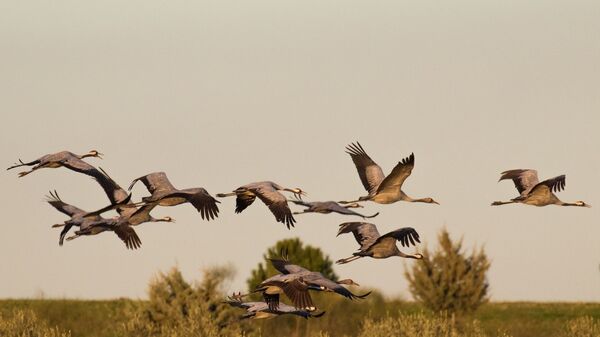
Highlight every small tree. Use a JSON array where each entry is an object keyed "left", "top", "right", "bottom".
[
  {"left": 246, "top": 237, "right": 337, "bottom": 293},
  {"left": 122, "top": 265, "right": 242, "bottom": 337},
  {"left": 404, "top": 228, "right": 490, "bottom": 315}
]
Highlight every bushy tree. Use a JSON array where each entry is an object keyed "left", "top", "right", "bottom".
[
  {"left": 122, "top": 265, "right": 242, "bottom": 337},
  {"left": 246, "top": 237, "right": 337, "bottom": 294},
  {"left": 404, "top": 228, "right": 490, "bottom": 315}
]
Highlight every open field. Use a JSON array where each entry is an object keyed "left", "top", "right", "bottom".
[{"left": 1, "top": 299, "right": 599, "bottom": 337}]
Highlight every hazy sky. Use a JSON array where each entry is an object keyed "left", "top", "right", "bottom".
[{"left": 1, "top": 0, "right": 599, "bottom": 302}]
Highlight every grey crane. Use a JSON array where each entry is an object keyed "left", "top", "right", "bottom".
[
  {"left": 289, "top": 197, "right": 379, "bottom": 219},
  {"left": 340, "top": 142, "right": 439, "bottom": 205},
  {"left": 8, "top": 149, "right": 133, "bottom": 218},
  {"left": 225, "top": 293, "right": 325, "bottom": 320},
  {"left": 216, "top": 181, "right": 306, "bottom": 229},
  {"left": 47, "top": 191, "right": 142, "bottom": 249},
  {"left": 47, "top": 190, "right": 104, "bottom": 246},
  {"left": 88, "top": 168, "right": 175, "bottom": 224},
  {"left": 49, "top": 165, "right": 136, "bottom": 244},
  {"left": 7, "top": 150, "right": 102, "bottom": 177},
  {"left": 128, "top": 172, "right": 220, "bottom": 221},
  {"left": 65, "top": 205, "right": 174, "bottom": 250},
  {"left": 65, "top": 169, "right": 176, "bottom": 249},
  {"left": 336, "top": 222, "right": 423, "bottom": 264},
  {"left": 255, "top": 258, "right": 370, "bottom": 311},
  {"left": 491, "top": 169, "right": 591, "bottom": 207},
  {"left": 65, "top": 217, "right": 143, "bottom": 250},
  {"left": 44, "top": 162, "right": 137, "bottom": 246}
]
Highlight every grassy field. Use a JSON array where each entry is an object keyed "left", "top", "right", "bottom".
[{"left": 1, "top": 299, "right": 598, "bottom": 337}]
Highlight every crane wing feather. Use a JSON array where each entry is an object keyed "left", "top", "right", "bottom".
[
  {"left": 528, "top": 175, "right": 566, "bottom": 196},
  {"left": 375, "top": 227, "right": 421, "bottom": 248},
  {"left": 113, "top": 224, "right": 142, "bottom": 250},
  {"left": 499, "top": 169, "right": 539, "bottom": 195},
  {"left": 345, "top": 142, "right": 385, "bottom": 194},
  {"left": 337, "top": 222, "right": 381, "bottom": 250},
  {"left": 376, "top": 153, "right": 415, "bottom": 194},
  {"left": 128, "top": 172, "right": 177, "bottom": 195},
  {"left": 46, "top": 191, "right": 86, "bottom": 217},
  {"left": 253, "top": 189, "right": 296, "bottom": 229}
]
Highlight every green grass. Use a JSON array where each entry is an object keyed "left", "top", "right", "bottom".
[
  {"left": 476, "top": 302, "right": 600, "bottom": 337},
  {"left": 1, "top": 299, "right": 598, "bottom": 337}
]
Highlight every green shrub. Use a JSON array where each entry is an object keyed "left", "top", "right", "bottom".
[
  {"left": 121, "top": 265, "right": 242, "bottom": 337},
  {"left": 405, "top": 228, "right": 490, "bottom": 315},
  {"left": 0, "top": 309, "right": 71, "bottom": 337}
]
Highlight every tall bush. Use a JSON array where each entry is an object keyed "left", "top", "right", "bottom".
[
  {"left": 405, "top": 228, "right": 490, "bottom": 314},
  {"left": 121, "top": 265, "right": 242, "bottom": 337}
]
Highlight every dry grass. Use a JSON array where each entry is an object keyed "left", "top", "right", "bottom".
[{"left": 0, "top": 309, "right": 71, "bottom": 337}]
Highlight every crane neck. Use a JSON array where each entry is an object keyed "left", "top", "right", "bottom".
[{"left": 397, "top": 251, "right": 423, "bottom": 259}]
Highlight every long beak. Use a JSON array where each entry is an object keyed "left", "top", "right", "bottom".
[
  {"left": 97, "top": 152, "right": 104, "bottom": 159},
  {"left": 339, "top": 200, "right": 360, "bottom": 204},
  {"left": 433, "top": 200, "right": 440, "bottom": 205},
  {"left": 295, "top": 191, "right": 307, "bottom": 200}
]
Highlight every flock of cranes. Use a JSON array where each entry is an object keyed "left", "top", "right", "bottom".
[{"left": 7, "top": 142, "right": 591, "bottom": 320}]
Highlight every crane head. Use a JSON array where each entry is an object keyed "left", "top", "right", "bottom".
[
  {"left": 424, "top": 197, "right": 439, "bottom": 205},
  {"left": 337, "top": 279, "right": 360, "bottom": 286},
  {"left": 86, "top": 150, "right": 104, "bottom": 159},
  {"left": 576, "top": 201, "right": 591, "bottom": 208},
  {"left": 291, "top": 188, "right": 307, "bottom": 200}
]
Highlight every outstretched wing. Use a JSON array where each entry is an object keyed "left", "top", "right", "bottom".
[
  {"left": 113, "top": 224, "right": 142, "bottom": 249},
  {"left": 254, "top": 189, "right": 296, "bottom": 229},
  {"left": 269, "top": 258, "right": 309, "bottom": 275},
  {"left": 280, "top": 279, "right": 314, "bottom": 311},
  {"left": 375, "top": 227, "right": 421, "bottom": 248},
  {"left": 234, "top": 191, "right": 256, "bottom": 214},
  {"left": 184, "top": 188, "right": 220, "bottom": 220},
  {"left": 46, "top": 190, "right": 86, "bottom": 217},
  {"left": 128, "top": 172, "right": 177, "bottom": 195},
  {"left": 337, "top": 222, "right": 381, "bottom": 250},
  {"left": 261, "top": 292, "right": 281, "bottom": 311},
  {"left": 60, "top": 156, "right": 101, "bottom": 177},
  {"left": 345, "top": 142, "right": 385, "bottom": 195},
  {"left": 376, "top": 153, "right": 415, "bottom": 194},
  {"left": 92, "top": 167, "right": 134, "bottom": 216},
  {"left": 527, "top": 175, "right": 566, "bottom": 199},
  {"left": 499, "top": 169, "right": 539, "bottom": 195},
  {"left": 59, "top": 224, "right": 74, "bottom": 246}
]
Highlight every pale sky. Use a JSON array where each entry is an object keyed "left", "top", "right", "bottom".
[{"left": 1, "top": 0, "right": 599, "bottom": 301}]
